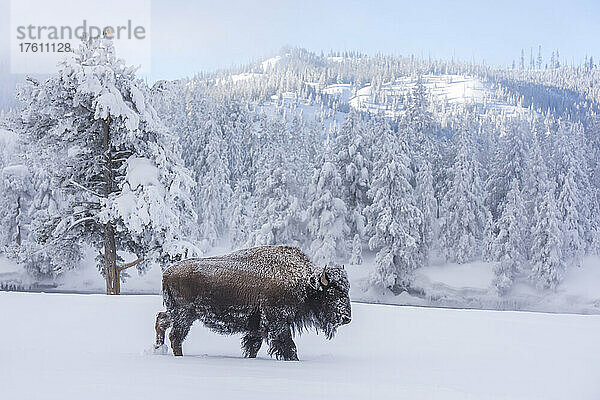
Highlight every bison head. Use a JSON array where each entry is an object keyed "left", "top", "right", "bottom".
[{"left": 309, "top": 265, "right": 351, "bottom": 339}]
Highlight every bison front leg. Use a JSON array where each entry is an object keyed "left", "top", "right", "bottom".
[
  {"left": 268, "top": 327, "right": 299, "bottom": 361},
  {"left": 154, "top": 311, "right": 172, "bottom": 349},
  {"left": 241, "top": 332, "right": 263, "bottom": 358}
]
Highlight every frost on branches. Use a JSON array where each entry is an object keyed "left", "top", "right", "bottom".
[
  {"left": 307, "top": 160, "right": 349, "bottom": 265},
  {"left": 489, "top": 179, "right": 527, "bottom": 294},
  {"left": 333, "top": 111, "right": 370, "bottom": 244},
  {"left": 439, "top": 121, "right": 489, "bottom": 264},
  {"left": 529, "top": 184, "right": 564, "bottom": 290},
  {"left": 365, "top": 120, "right": 423, "bottom": 292},
  {"left": 248, "top": 119, "right": 305, "bottom": 247},
  {"left": 16, "top": 38, "right": 198, "bottom": 293}
]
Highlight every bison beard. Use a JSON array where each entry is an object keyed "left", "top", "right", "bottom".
[{"left": 154, "top": 246, "right": 351, "bottom": 361}]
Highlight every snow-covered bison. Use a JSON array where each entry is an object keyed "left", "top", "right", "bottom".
[{"left": 154, "top": 245, "right": 351, "bottom": 360}]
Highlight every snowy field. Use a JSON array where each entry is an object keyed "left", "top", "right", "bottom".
[{"left": 1, "top": 292, "right": 599, "bottom": 400}]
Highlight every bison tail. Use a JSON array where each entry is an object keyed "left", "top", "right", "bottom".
[{"left": 162, "top": 284, "right": 176, "bottom": 311}]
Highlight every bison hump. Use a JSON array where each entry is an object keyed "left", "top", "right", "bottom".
[{"left": 163, "top": 246, "right": 316, "bottom": 305}]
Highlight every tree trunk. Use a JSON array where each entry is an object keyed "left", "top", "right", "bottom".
[
  {"left": 15, "top": 196, "right": 21, "bottom": 246},
  {"left": 104, "top": 222, "right": 119, "bottom": 294},
  {"left": 102, "top": 117, "right": 119, "bottom": 295}
]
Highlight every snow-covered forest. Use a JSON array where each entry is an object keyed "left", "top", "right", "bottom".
[{"left": 1, "top": 40, "right": 600, "bottom": 308}]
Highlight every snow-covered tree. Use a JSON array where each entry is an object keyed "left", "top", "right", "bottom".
[
  {"left": 8, "top": 167, "right": 69, "bottom": 277},
  {"left": 552, "top": 121, "right": 590, "bottom": 263},
  {"left": 365, "top": 120, "right": 423, "bottom": 292},
  {"left": 349, "top": 233, "right": 363, "bottom": 265},
  {"left": 521, "top": 135, "right": 548, "bottom": 258},
  {"left": 490, "top": 179, "right": 527, "bottom": 294},
  {"left": 333, "top": 111, "right": 370, "bottom": 251},
  {"left": 307, "top": 160, "right": 349, "bottom": 264},
  {"left": 529, "top": 183, "right": 564, "bottom": 290},
  {"left": 556, "top": 165, "right": 584, "bottom": 265},
  {"left": 585, "top": 116, "right": 600, "bottom": 253},
  {"left": 248, "top": 120, "right": 305, "bottom": 247},
  {"left": 228, "top": 177, "right": 253, "bottom": 249},
  {"left": 0, "top": 165, "right": 31, "bottom": 250},
  {"left": 17, "top": 38, "right": 199, "bottom": 294},
  {"left": 439, "top": 123, "right": 490, "bottom": 263},
  {"left": 196, "top": 130, "right": 232, "bottom": 250},
  {"left": 401, "top": 77, "right": 435, "bottom": 145},
  {"left": 0, "top": 128, "right": 28, "bottom": 252},
  {"left": 414, "top": 156, "right": 437, "bottom": 261},
  {"left": 399, "top": 80, "right": 438, "bottom": 261},
  {"left": 486, "top": 119, "right": 529, "bottom": 220},
  {"left": 181, "top": 103, "right": 232, "bottom": 251}
]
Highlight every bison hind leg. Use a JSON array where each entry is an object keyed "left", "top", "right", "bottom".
[
  {"left": 155, "top": 311, "right": 172, "bottom": 349},
  {"left": 268, "top": 327, "right": 299, "bottom": 361},
  {"left": 169, "top": 309, "right": 195, "bottom": 357},
  {"left": 241, "top": 332, "right": 263, "bottom": 358}
]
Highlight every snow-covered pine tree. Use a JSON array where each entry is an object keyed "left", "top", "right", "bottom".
[
  {"left": 0, "top": 164, "right": 31, "bottom": 252},
  {"left": 552, "top": 121, "right": 590, "bottom": 263},
  {"left": 400, "top": 79, "right": 437, "bottom": 261},
  {"left": 150, "top": 78, "right": 191, "bottom": 134},
  {"left": 530, "top": 183, "right": 564, "bottom": 290},
  {"left": 221, "top": 99, "right": 253, "bottom": 189},
  {"left": 228, "top": 177, "right": 254, "bottom": 249},
  {"left": 585, "top": 116, "right": 600, "bottom": 252},
  {"left": 349, "top": 233, "right": 363, "bottom": 265},
  {"left": 413, "top": 144, "right": 437, "bottom": 262},
  {"left": 197, "top": 126, "right": 232, "bottom": 250},
  {"left": 13, "top": 167, "right": 73, "bottom": 276},
  {"left": 555, "top": 165, "right": 583, "bottom": 267},
  {"left": 17, "top": 38, "right": 198, "bottom": 294},
  {"left": 490, "top": 178, "right": 527, "bottom": 294},
  {"left": 486, "top": 118, "right": 529, "bottom": 220},
  {"left": 402, "top": 76, "right": 435, "bottom": 143},
  {"left": 521, "top": 134, "right": 548, "bottom": 259},
  {"left": 439, "top": 121, "right": 490, "bottom": 263},
  {"left": 365, "top": 119, "right": 423, "bottom": 292},
  {"left": 307, "top": 159, "right": 349, "bottom": 265},
  {"left": 181, "top": 100, "right": 232, "bottom": 251},
  {"left": 248, "top": 118, "right": 305, "bottom": 247},
  {"left": 0, "top": 127, "right": 27, "bottom": 253},
  {"left": 333, "top": 111, "right": 370, "bottom": 261}
]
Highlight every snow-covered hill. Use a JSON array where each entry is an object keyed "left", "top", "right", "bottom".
[
  {"left": 1, "top": 292, "right": 598, "bottom": 399},
  {"left": 323, "top": 75, "right": 524, "bottom": 117},
  {"left": 219, "top": 70, "right": 521, "bottom": 119},
  {"left": 207, "top": 50, "right": 532, "bottom": 123}
]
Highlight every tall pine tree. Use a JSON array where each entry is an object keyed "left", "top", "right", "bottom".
[
  {"left": 17, "top": 38, "right": 198, "bottom": 294},
  {"left": 365, "top": 120, "right": 423, "bottom": 292},
  {"left": 439, "top": 122, "right": 490, "bottom": 263}
]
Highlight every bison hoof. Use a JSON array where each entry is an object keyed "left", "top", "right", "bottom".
[
  {"left": 170, "top": 343, "right": 183, "bottom": 356},
  {"left": 276, "top": 353, "right": 299, "bottom": 361},
  {"left": 152, "top": 344, "right": 168, "bottom": 355}
]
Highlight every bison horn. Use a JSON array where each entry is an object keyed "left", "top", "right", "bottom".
[{"left": 320, "top": 267, "right": 329, "bottom": 286}]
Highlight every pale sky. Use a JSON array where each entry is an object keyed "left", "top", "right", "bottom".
[{"left": 1, "top": 0, "right": 599, "bottom": 80}]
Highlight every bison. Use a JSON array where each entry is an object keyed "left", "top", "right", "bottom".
[{"left": 154, "top": 245, "right": 351, "bottom": 360}]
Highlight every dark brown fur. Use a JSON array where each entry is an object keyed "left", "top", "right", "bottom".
[{"left": 154, "top": 245, "right": 351, "bottom": 360}]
